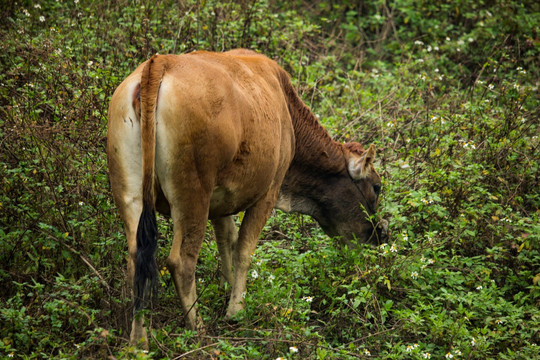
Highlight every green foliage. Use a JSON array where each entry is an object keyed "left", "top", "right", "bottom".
[{"left": 0, "top": 0, "right": 538, "bottom": 359}]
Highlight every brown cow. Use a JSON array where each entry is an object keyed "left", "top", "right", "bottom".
[{"left": 107, "top": 49, "right": 387, "bottom": 347}]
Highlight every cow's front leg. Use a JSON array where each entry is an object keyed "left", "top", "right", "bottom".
[
  {"left": 212, "top": 216, "right": 238, "bottom": 287},
  {"left": 226, "top": 191, "right": 277, "bottom": 318}
]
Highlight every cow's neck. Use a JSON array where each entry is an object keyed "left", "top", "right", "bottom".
[{"left": 276, "top": 71, "right": 346, "bottom": 217}]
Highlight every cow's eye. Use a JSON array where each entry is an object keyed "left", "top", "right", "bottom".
[{"left": 373, "top": 184, "right": 381, "bottom": 195}]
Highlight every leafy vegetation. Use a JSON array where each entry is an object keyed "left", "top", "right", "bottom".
[{"left": 1, "top": 0, "right": 538, "bottom": 359}]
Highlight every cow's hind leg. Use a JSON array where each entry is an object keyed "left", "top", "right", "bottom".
[
  {"left": 125, "top": 207, "right": 150, "bottom": 349},
  {"left": 212, "top": 216, "right": 238, "bottom": 286},
  {"left": 113, "top": 193, "right": 149, "bottom": 348},
  {"left": 108, "top": 162, "right": 149, "bottom": 346},
  {"left": 165, "top": 200, "right": 209, "bottom": 333}
]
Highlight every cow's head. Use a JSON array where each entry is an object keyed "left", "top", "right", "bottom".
[
  {"left": 336, "top": 142, "right": 388, "bottom": 243},
  {"left": 276, "top": 142, "right": 388, "bottom": 245},
  {"left": 311, "top": 143, "right": 388, "bottom": 245}
]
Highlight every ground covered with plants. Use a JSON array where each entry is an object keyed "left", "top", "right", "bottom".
[{"left": 1, "top": 0, "right": 538, "bottom": 359}]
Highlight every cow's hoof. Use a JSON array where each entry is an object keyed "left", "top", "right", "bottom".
[{"left": 130, "top": 329, "right": 148, "bottom": 350}]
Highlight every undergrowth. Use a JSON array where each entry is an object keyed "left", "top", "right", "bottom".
[{"left": 0, "top": 0, "right": 538, "bottom": 359}]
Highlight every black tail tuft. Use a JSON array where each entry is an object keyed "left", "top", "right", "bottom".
[{"left": 133, "top": 205, "right": 159, "bottom": 312}]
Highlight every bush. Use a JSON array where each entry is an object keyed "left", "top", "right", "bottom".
[{"left": 1, "top": 0, "right": 538, "bottom": 358}]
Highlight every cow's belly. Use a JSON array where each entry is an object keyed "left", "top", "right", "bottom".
[
  {"left": 208, "top": 162, "right": 278, "bottom": 218},
  {"left": 209, "top": 186, "right": 243, "bottom": 217}
]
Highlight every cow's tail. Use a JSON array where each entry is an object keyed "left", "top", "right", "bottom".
[{"left": 133, "top": 55, "right": 167, "bottom": 312}]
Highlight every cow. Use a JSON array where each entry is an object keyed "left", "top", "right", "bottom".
[{"left": 107, "top": 49, "right": 388, "bottom": 347}]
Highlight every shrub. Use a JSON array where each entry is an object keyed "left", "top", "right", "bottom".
[{"left": 0, "top": 0, "right": 537, "bottom": 358}]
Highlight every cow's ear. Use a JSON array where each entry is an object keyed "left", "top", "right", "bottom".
[{"left": 347, "top": 144, "right": 376, "bottom": 180}]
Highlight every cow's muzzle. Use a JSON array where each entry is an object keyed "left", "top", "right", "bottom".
[{"left": 375, "top": 219, "right": 389, "bottom": 243}]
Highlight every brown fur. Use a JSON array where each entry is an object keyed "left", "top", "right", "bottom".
[{"left": 277, "top": 70, "right": 346, "bottom": 174}]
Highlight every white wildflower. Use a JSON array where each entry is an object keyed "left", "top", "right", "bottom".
[
  {"left": 364, "top": 348, "right": 371, "bottom": 356},
  {"left": 463, "top": 142, "right": 476, "bottom": 149}
]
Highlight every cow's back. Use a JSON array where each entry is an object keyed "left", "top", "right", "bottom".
[{"left": 108, "top": 51, "right": 295, "bottom": 219}]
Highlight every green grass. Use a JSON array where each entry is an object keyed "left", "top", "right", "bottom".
[{"left": 0, "top": 0, "right": 538, "bottom": 359}]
